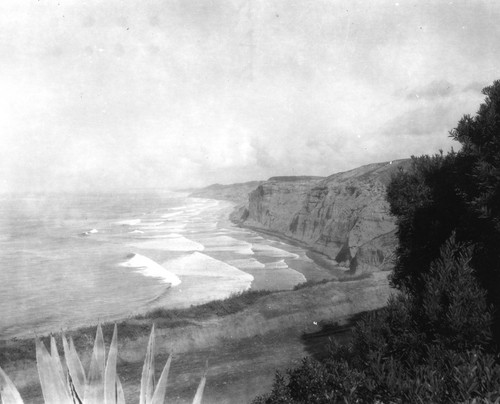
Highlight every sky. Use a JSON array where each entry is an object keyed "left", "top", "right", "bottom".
[{"left": 1, "top": 0, "right": 500, "bottom": 192}]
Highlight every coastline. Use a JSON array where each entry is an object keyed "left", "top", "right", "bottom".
[
  {"left": 232, "top": 221, "right": 351, "bottom": 275},
  {"left": 1, "top": 198, "right": 332, "bottom": 342},
  {"left": 0, "top": 198, "right": 393, "bottom": 403},
  {"left": 2, "top": 275, "right": 391, "bottom": 403}
]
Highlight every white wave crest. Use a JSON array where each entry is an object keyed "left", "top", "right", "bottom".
[
  {"left": 139, "top": 221, "right": 164, "bottom": 227},
  {"left": 161, "top": 211, "right": 183, "bottom": 219},
  {"left": 227, "top": 258, "right": 266, "bottom": 269},
  {"left": 200, "top": 236, "right": 254, "bottom": 255},
  {"left": 129, "top": 235, "right": 204, "bottom": 251},
  {"left": 119, "top": 253, "right": 181, "bottom": 286},
  {"left": 265, "top": 259, "right": 289, "bottom": 269},
  {"left": 252, "top": 244, "right": 299, "bottom": 259},
  {"left": 80, "top": 229, "right": 99, "bottom": 236},
  {"left": 116, "top": 219, "right": 141, "bottom": 225},
  {"left": 164, "top": 252, "right": 253, "bottom": 281}
]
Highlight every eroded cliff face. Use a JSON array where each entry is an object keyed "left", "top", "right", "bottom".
[{"left": 234, "top": 160, "right": 410, "bottom": 274}]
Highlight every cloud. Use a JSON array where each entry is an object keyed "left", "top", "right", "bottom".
[
  {"left": 381, "top": 90, "right": 483, "bottom": 139},
  {"left": 404, "top": 80, "right": 454, "bottom": 100},
  {"left": 1, "top": 0, "right": 500, "bottom": 192},
  {"left": 382, "top": 104, "right": 451, "bottom": 137},
  {"left": 463, "top": 81, "right": 489, "bottom": 94}
]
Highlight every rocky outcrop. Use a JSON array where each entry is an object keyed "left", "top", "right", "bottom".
[{"left": 234, "top": 160, "right": 410, "bottom": 274}]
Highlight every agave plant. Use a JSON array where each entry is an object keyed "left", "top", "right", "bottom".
[{"left": 0, "top": 324, "right": 206, "bottom": 404}]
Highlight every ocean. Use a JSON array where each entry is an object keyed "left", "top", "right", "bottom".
[{"left": 0, "top": 191, "right": 326, "bottom": 340}]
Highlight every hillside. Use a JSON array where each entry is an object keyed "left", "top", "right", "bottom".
[{"left": 189, "top": 181, "right": 262, "bottom": 204}]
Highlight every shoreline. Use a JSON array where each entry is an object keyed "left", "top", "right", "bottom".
[
  {"left": 0, "top": 198, "right": 316, "bottom": 342},
  {"left": 230, "top": 219, "right": 361, "bottom": 279},
  {"left": 0, "top": 206, "right": 342, "bottom": 343},
  {"left": 0, "top": 198, "right": 393, "bottom": 403}
]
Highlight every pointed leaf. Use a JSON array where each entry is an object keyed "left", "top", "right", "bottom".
[
  {"left": 140, "top": 324, "right": 156, "bottom": 404},
  {"left": 0, "top": 364, "right": 24, "bottom": 404},
  {"left": 191, "top": 374, "right": 206, "bottom": 404},
  {"left": 36, "top": 337, "right": 72, "bottom": 404},
  {"left": 63, "top": 335, "right": 86, "bottom": 400},
  {"left": 67, "top": 372, "right": 84, "bottom": 404},
  {"left": 104, "top": 324, "right": 118, "bottom": 404},
  {"left": 116, "top": 376, "right": 125, "bottom": 404},
  {"left": 151, "top": 354, "right": 172, "bottom": 404},
  {"left": 50, "top": 336, "right": 67, "bottom": 394},
  {"left": 83, "top": 325, "right": 106, "bottom": 404}
]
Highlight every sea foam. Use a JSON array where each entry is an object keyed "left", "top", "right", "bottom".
[
  {"left": 227, "top": 258, "right": 266, "bottom": 269},
  {"left": 252, "top": 244, "right": 300, "bottom": 259},
  {"left": 161, "top": 211, "right": 183, "bottom": 219},
  {"left": 265, "top": 259, "right": 289, "bottom": 269},
  {"left": 139, "top": 221, "right": 164, "bottom": 227},
  {"left": 116, "top": 219, "right": 141, "bottom": 225},
  {"left": 119, "top": 253, "right": 181, "bottom": 286},
  {"left": 129, "top": 235, "right": 204, "bottom": 251},
  {"left": 201, "top": 235, "right": 254, "bottom": 255},
  {"left": 80, "top": 229, "right": 98, "bottom": 236},
  {"left": 164, "top": 252, "right": 254, "bottom": 281}
]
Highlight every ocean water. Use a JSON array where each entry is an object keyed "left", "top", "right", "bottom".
[{"left": 0, "top": 192, "right": 324, "bottom": 340}]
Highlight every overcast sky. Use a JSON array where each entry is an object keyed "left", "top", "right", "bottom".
[{"left": 1, "top": 0, "right": 499, "bottom": 192}]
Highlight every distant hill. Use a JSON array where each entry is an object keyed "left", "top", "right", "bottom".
[
  {"left": 267, "top": 176, "right": 325, "bottom": 182},
  {"left": 189, "top": 181, "right": 262, "bottom": 204}
]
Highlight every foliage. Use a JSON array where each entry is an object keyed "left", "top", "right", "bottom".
[
  {"left": 0, "top": 324, "right": 207, "bottom": 404},
  {"left": 254, "top": 347, "right": 500, "bottom": 404},
  {"left": 254, "top": 235, "right": 500, "bottom": 403},
  {"left": 450, "top": 81, "right": 500, "bottom": 220},
  {"left": 386, "top": 81, "right": 500, "bottom": 337}
]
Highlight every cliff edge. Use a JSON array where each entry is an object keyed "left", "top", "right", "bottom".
[{"left": 231, "top": 160, "right": 410, "bottom": 274}]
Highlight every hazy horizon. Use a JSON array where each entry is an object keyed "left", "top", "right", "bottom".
[{"left": 1, "top": 0, "right": 499, "bottom": 192}]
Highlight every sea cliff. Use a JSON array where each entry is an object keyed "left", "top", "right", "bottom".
[{"left": 196, "top": 160, "right": 410, "bottom": 274}]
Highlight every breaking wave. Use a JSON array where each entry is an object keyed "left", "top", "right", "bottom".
[{"left": 119, "top": 253, "right": 181, "bottom": 286}]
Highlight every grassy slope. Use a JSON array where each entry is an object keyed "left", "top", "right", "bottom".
[{"left": 2, "top": 272, "right": 391, "bottom": 403}]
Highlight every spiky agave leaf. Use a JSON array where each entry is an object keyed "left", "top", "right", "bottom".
[
  {"left": 50, "top": 336, "right": 67, "bottom": 393},
  {"left": 67, "top": 371, "right": 83, "bottom": 404},
  {"left": 83, "top": 324, "right": 106, "bottom": 404},
  {"left": 140, "top": 324, "right": 156, "bottom": 404},
  {"left": 116, "top": 375, "right": 125, "bottom": 404},
  {"left": 35, "top": 337, "right": 72, "bottom": 404},
  {"left": 62, "top": 335, "right": 86, "bottom": 401},
  {"left": 0, "top": 363, "right": 24, "bottom": 404},
  {"left": 150, "top": 354, "right": 172, "bottom": 404},
  {"left": 191, "top": 368, "right": 207, "bottom": 404},
  {"left": 104, "top": 324, "right": 118, "bottom": 404}
]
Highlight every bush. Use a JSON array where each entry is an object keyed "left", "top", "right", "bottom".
[
  {"left": 254, "top": 235, "right": 500, "bottom": 403},
  {"left": 387, "top": 81, "right": 500, "bottom": 337},
  {"left": 418, "top": 235, "right": 492, "bottom": 350},
  {"left": 254, "top": 346, "right": 500, "bottom": 403}
]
